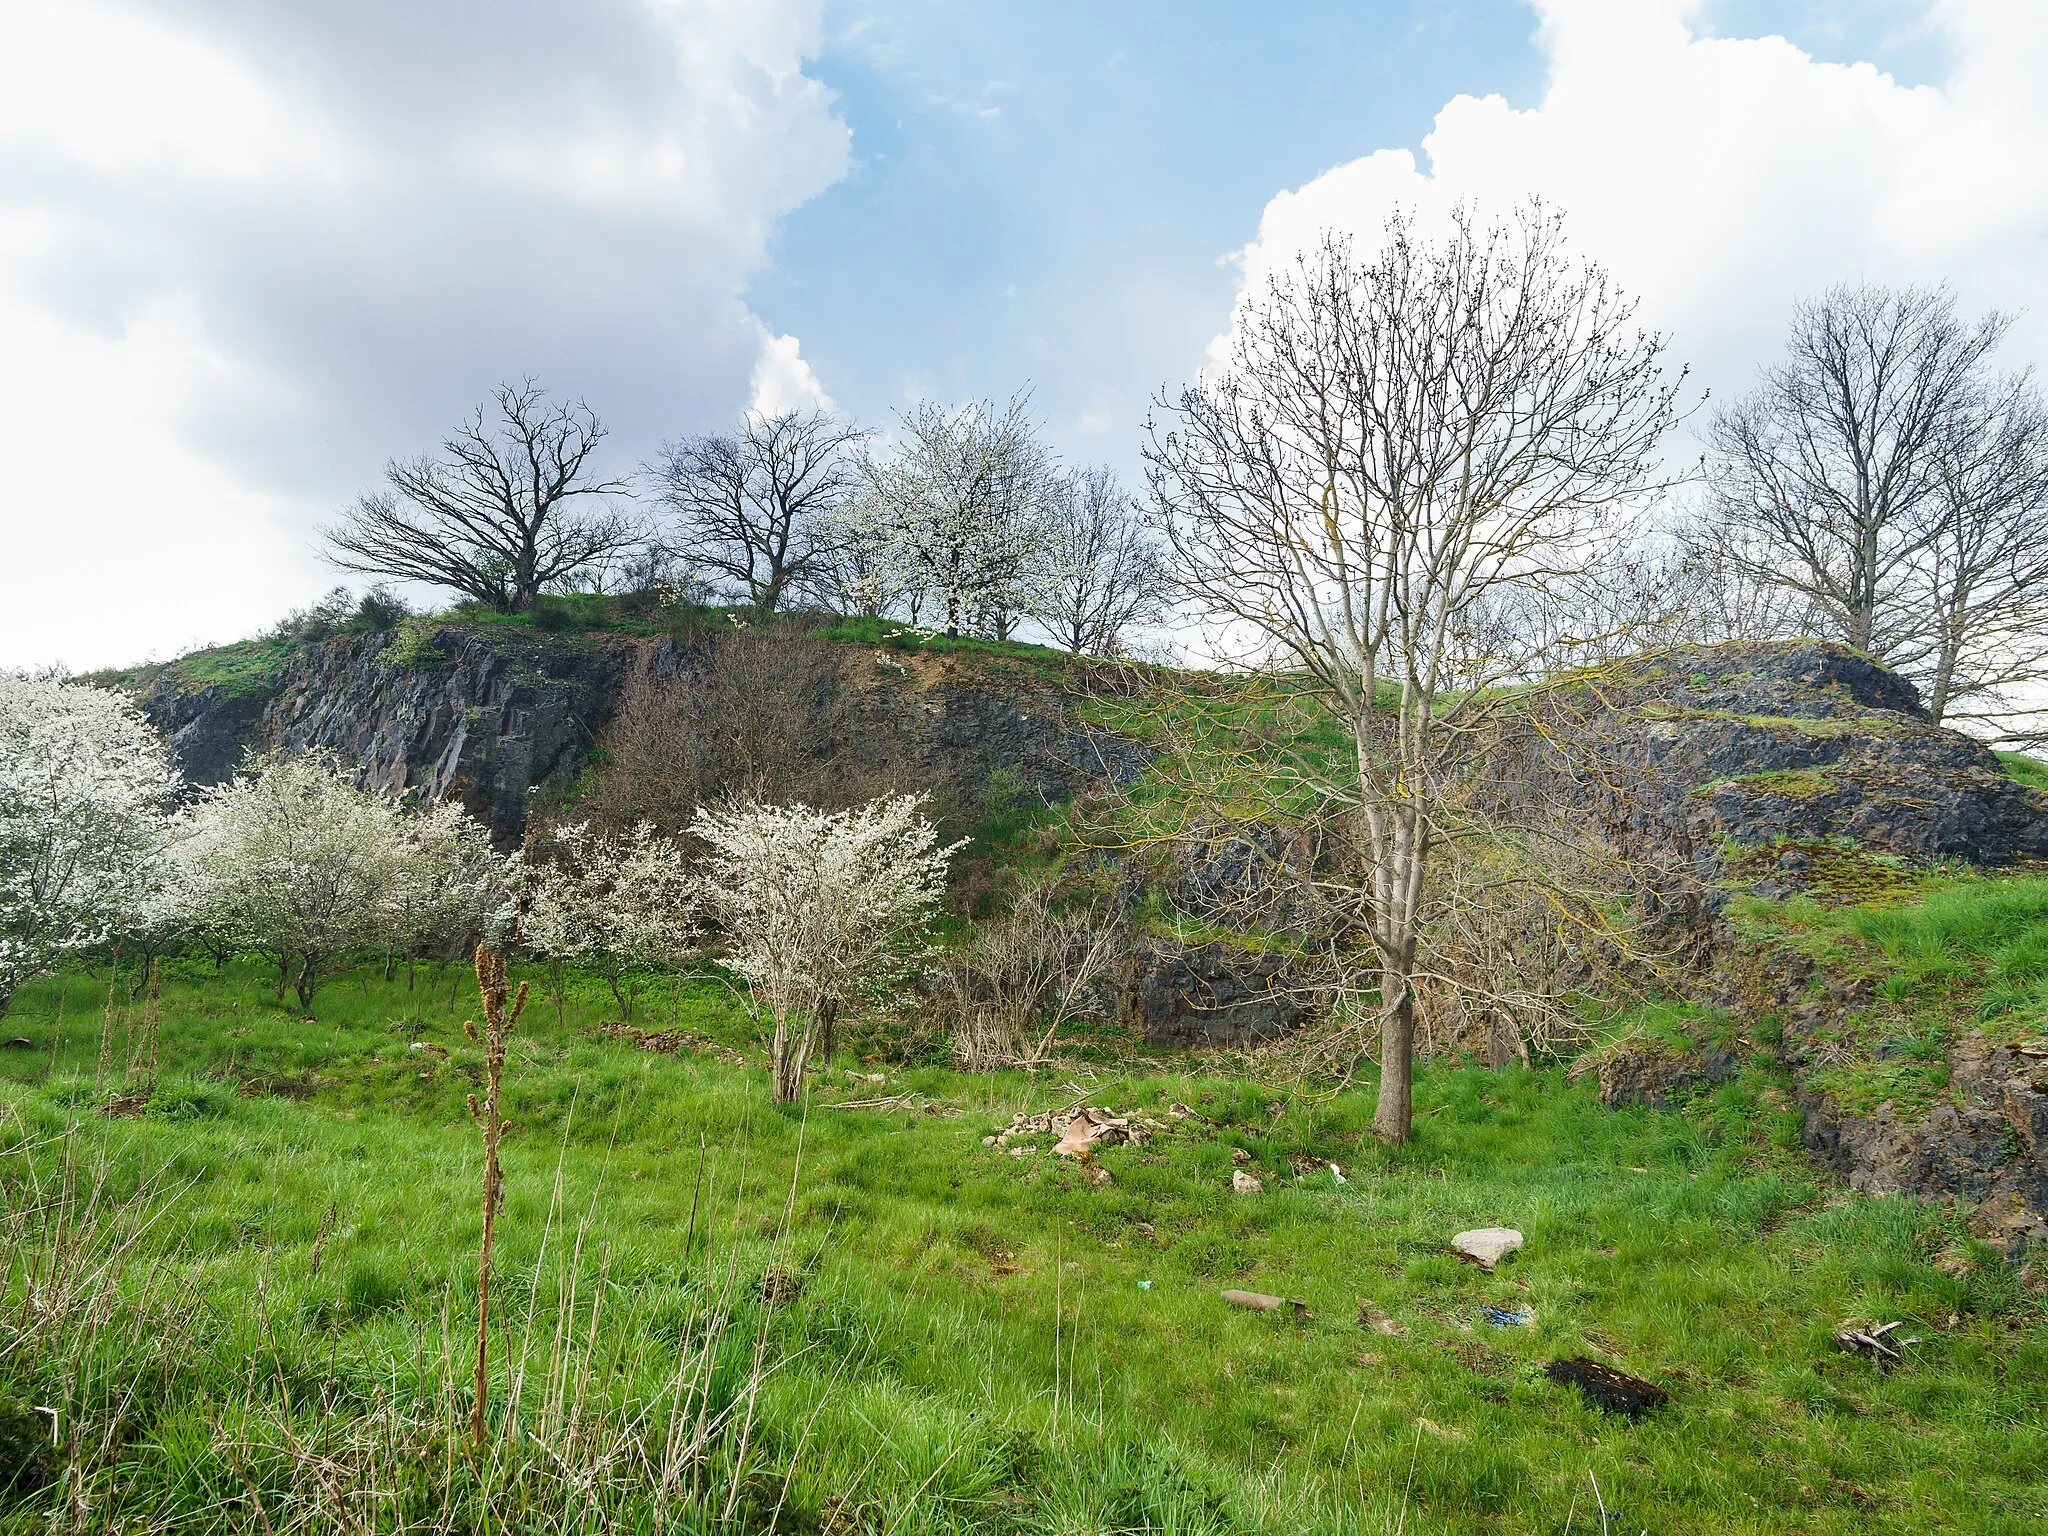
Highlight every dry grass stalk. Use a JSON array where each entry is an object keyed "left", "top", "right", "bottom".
[{"left": 463, "top": 942, "right": 528, "bottom": 1448}]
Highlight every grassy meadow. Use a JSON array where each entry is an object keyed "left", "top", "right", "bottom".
[{"left": 0, "top": 947, "right": 2044, "bottom": 1534}]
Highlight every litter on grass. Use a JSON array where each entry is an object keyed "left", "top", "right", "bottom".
[
  {"left": 1222, "top": 1289, "right": 1307, "bottom": 1317},
  {"left": 1544, "top": 1357, "right": 1668, "bottom": 1417},
  {"left": 1479, "top": 1306, "right": 1535, "bottom": 1328},
  {"left": 986, "top": 1105, "right": 1160, "bottom": 1155},
  {"left": 1835, "top": 1320, "right": 1920, "bottom": 1366}
]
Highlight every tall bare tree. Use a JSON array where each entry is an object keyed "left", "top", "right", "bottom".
[
  {"left": 325, "top": 380, "right": 634, "bottom": 611},
  {"left": 1916, "top": 377, "right": 2048, "bottom": 728},
  {"left": 845, "top": 394, "right": 1058, "bottom": 639},
  {"left": 1147, "top": 205, "right": 1677, "bottom": 1143},
  {"left": 1695, "top": 285, "right": 2024, "bottom": 696},
  {"left": 1033, "top": 465, "right": 1171, "bottom": 655},
  {"left": 647, "top": 409, "right": 866, "bottom": 613}
]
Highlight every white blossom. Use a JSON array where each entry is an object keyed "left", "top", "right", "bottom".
[
  {"left": 524, "top": 819, "right": 697, "bottom": 1020},
  {"left": 387, "top": 798, "right": 521, "bottom": 964},
  {"left": 0, "top": 674, "right": 179, "bottom": 1012},
  {"left": 839, "top": 396, "right": 1059, "bottom": 639},
  {"left": 181, "top": 750, "right": 412, "bottom": 1010},
  {"left": 692, "top": 794, "right": 956, "bottom": 1101}
]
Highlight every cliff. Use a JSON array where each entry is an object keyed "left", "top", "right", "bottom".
[{"left": 131, "top": 620, "right": 1150, "bottom": 838}]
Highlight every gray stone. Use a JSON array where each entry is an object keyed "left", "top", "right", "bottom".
[{"left": 1451, "top": 1228, "right": 1524, "bottom": 1270}]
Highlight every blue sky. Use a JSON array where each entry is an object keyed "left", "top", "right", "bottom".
[
  {"left": 756, "top": 0, "right": 1946, "bottom": 462},
  {"left": 0, "top": 0, "right": 2035, "bottom": 668}
]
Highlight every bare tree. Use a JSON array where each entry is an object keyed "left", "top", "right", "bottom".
[
  {"left": 647, "top": 409, "right": 866, "bottom": 613},
  {"left": 1695, "top": 286, "right": 2020, "bottom": 689},
  {"left": 325, "top": 380, "right": 635, "bottom": 611},
  {"left": 845, "top": 394, "right": 1058, "bottom": 639},
  {"left": 1916, "top": 378, "right": 2048, "bottom": 728},
  {"left": 1146, "top": 206, "right": 1677, "bottom": 1144},
  {"left": 1033, "top": 465, "right": 1171, "bottom": 655}
]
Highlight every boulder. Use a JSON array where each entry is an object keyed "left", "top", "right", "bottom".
[{"left": 1451, "top": 1227, "right": 1524, "bottom": 1271}]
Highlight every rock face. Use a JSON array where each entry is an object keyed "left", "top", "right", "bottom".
[
  {"left": 1733, "top": 945, "right": 2048, "bottom": 1257},
  {"left": 1577, "top": 641, "right": 2048, "bottom": 887},
  {"left": 1131, "top": 938, "right": 1320, "bottom": 1048},
  {"left": 135, "top": 624, "right": 1148, "bottom": 839},
  {"left": 1591, "top": 1039, "right": 1739, "bottom": 1111},
  {"left": 140, "top": 681, "right": 270, "bottom": 788}
]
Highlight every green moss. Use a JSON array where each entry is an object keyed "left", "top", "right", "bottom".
[{"left": 1711, "top": 767, "right": 1839, "bottom": 801}]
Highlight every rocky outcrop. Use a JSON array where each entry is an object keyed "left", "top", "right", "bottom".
[
  {"left": 265, "top": 629, "right": 626, "bottom": 834},
  {"left": 135, "top": 624, "right": 1149, "bottom": 839},
  {"left": 139, "top": 680, "right": 270, "bottom": 787},
  {"left": 1729, "top": 944, "right": 2048, "bottom": 1257},
  {"left": 1555, "top": 641, "right": 2048, "bottom": 907},
  {"left": 1131, "top": 938, "right": 1321, "bottom": 1048},
  {"left": 1590, "top": 1039, "right": 1738, "bottom": 1111}
]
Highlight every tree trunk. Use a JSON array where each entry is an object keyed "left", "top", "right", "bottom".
[
  {"left": 770, "top": 1009, "right": 813, "bottom": 1104},
  {"left": 275, "top": 952, "right": 293, "bottom": 1004},
  {"left": 815, "top": 997, "right": 839, "bottom": 1063},
  {"left": 608, "top": 971, "right": 631, "bottom": 1024},
  {"left": 293, "top": 955, "right": 320, "bottom": 1012},
  {"left": 1371, "top": 952, "right": 1417, "bottom": 1145}
]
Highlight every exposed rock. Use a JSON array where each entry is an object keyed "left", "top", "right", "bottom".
[
  {"left": 1230, "top": 1169, "right": 1264, "bottom": 1194},
  {"left": 1565, "top": 642, "right": 2048, "bottom": 891},
  {"left": 138, "top": 679, "right": 271, "bottom": 788},
  {"left": 1451, "top": 1227, "right": 1524, "bottom": 1270},
  {"left": 1731, "top": 944, "right": 2048, "bottom": 1257},
  {"left": 133, "top": 625, "right": 1149, "bottom": 839},
  {"left": 1131, "top": 938, "right": 1320, "bottom": 1047},
  {"left": 267, "top": 630, "right": 625, "bottom": 836},
  {"left": 1592, "top": 1041, "right": 1738, "bottom": 1110}
]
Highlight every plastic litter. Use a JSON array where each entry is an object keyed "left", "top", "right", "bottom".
[{"left": 1478, "top": 1306, "right": 1534, "bottom": 1328}]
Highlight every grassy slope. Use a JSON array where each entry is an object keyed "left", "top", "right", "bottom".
[
  {"left": 2, "top": 960, "right": 2043, "bottom": 1533},
  {"left": 1733, "top": 870, "right": 2048, "bottom": 1116}
]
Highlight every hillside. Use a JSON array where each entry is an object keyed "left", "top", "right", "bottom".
[
  {"left": 18, "top": 609, "right": 2043, "bottom": 1530},
  {"left": 98, "top": 613, "right": 2048, "bottom": 1238}
]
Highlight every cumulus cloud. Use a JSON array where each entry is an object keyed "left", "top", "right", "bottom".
[
  {"left": 0, "top": 0, "right": 849, "bottom": 668},
  {"left": 1226, "top": 0, "right": 2048, "bottom": 420},
  {"left": 749, "top": 327, "right": 834, "bottom": 416}
]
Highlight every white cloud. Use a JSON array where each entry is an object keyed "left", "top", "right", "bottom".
[
  {"left": 748, "top": 327, "right": 834, "bottom": 416},
  {"left": 1225, "top": 0, "right": 2048, "bottom": 422},
  {"left": 0, "top": 0, "right": 850, "bottom": 669}
]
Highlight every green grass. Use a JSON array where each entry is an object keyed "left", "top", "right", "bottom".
[
  {"left": 1997, "top": 751, "right": 2048, "bottom": 793},
  {"left": 2, "top": 958, "right": 2042, "bottom": 1532},
  {"left": 1735, "top": 872, "right": 2048, "bottom": 1115},
  {"left": 85, "top": 637, "right": 301, "bottom": 698}
]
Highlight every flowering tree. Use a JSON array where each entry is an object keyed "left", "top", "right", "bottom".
[
  {"left": 692, "top": 794, "right": 956, "bottom": 1102},
  {"left": 182, "top": 751, "right": 412, "bottom": 1010},
  {"left": 842, "top": 395, "right": 1059, "bottom": 638},
  {"left": 524, "top": 820, "right": 697, "bottom": 1021},
  {"left": 387, "top": 799, "right": 520, "bottom": 982},
  {"left": 0, "top": 675, "right": 180, "bottom": 1015}
]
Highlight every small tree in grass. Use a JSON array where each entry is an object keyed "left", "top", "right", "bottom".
[
  {"left": 1146, "top": 205, "right": 1678, "bottom": 1144},
  {"left": 0, "top": 675, "right": 179, "bottom": 1015},
  {"left": 524, "top": 820, "right": 697, "bottom": 1021},
  {"left": 182, "top": 751, "right": 410, "bottom": 1010},
  {"left": 693, "top": 795, "right": 956, "bottom": 1102}
]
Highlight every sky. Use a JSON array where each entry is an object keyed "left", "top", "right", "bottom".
[{"left": 0, "top": 0, "right": 2042, "bottom": 670}]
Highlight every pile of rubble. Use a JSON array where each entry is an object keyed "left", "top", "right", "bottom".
[{"left": 984, "top": 1104, "right": 1176, "bottom": 1158}]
